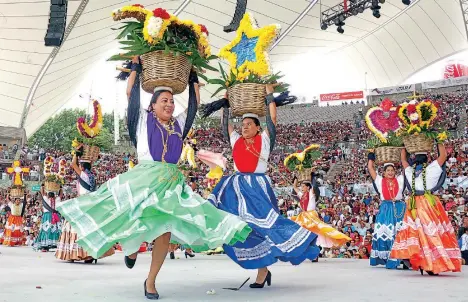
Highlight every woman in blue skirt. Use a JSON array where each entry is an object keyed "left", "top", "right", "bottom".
[
  {"left": 368, "top": 152, "right": 406, "bottom": 269},
  {"left": 205, "top": 86, "right": 319, "bottom": 288}
]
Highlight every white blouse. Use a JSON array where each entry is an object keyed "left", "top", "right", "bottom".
[
  {"left": 404, "top": 160, "right": 443, "bottom": 191},
  {"left": 374, "top": 174, "right": 404, "bottom": 201},
  {"left": 42, "top": 196, "right": 62, "bottom": 213}
]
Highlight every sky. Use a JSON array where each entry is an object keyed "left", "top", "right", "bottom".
[{"left": 63, "top": 48, "right": 468, "bottom": 118}]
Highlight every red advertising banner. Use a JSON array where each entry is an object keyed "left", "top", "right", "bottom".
[{"left": 320, "top": 91, "right": 364, "bottom": 102}]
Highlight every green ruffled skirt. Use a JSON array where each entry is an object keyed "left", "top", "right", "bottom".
[{"left": 57, "top": 160, "right": 251, "bottom": 258}]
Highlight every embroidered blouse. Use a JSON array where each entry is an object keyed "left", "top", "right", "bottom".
[
  {"left": 374, "top": 174, "right": 404, "bottom": 201},
  {"left": 404, "top": 160, "right": 443, "bottom": 191}
]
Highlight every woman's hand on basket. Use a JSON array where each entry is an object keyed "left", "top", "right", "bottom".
[
  {"left": 131, "top": 56, "right": 140, "bottom": 64},
  {"left": 266, "top": 83, "right": 280, "bottom": 94}
]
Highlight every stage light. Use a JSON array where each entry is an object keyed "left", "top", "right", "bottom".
[
  {"left": 402, "top": 0, "right": 411, "bottom": 4},
  {"left": 321, "top": 23, "right": 328, "bottom": 30},
  {"left": 337, "top": 26, "right": 344, "bottom": 34}
]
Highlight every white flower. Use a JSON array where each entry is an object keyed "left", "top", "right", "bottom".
[
  {"left": 383, "top": 132, "right": 388, "bottom": 138},
  {"left": 409, "top": 100, "right": 417, "bottom": 105},
  {"left": 147, "top": 16, "right": 163, "bottom": 37},
  {"left": 409, "top": 112, "right": 419, "bottom": 121}
]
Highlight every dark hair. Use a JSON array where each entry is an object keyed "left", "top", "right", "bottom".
[
  {"left": 47, "top": 192, "right": 55, "bottom": 198},
  {"left": 243, "top": 116, "right": 261, "bottom": 127},
  {"left": 302, "top": 182, "right": 312, "bottom": 189},
  {"left": 80, "top": 162, "right": 91, "bottom": 171},
  {"left": 147, "top": 90, "right": 173, "bottom": 112},
  {"left": 414, "top": 154, "right": 428, "bottom": 165}
]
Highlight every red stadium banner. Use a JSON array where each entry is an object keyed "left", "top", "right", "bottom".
[{"left": 319, "top": 91, "right": 364, "bottom": 102}]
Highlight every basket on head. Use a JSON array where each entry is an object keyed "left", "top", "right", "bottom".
[
  {"left": 403, "top": 135, "right": 433, "bottom": 154},
  {"left": 140, "top": 51, "right": 192, "bottom": 95},
  {"left": 81, "top": 145, "right": 100, "bottom": 163},
  {"left": 375, "top": 147, "right": 401, "bottom": 165},
  {"left": 10, "top": 188, "right": 24, "bottom": 198},
  {"left": 296, "top": 168, "right": 313, "bottom": 184},
  {"left": 44, "top": 181, "right": 61, "bottom": 193},
  {"left": 228, "top": 83, "right": 266, "bottom": 117}
]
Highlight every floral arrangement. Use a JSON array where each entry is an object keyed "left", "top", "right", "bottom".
[
  {"left": 398, "top": 99, "right": 448, "bottom": 142},
  {"left": 76, "top": 100, "right": 103, "bottom": 138},
  {"left": 43, "top": 157, "right": 66, "bottom": 185},
  {"left": 284, "top": 144, "right": 322, "bottom": 171},
  {"left": 365, "top": 98, "right": 403, "bottom": 146},
  {"left": 209, "top": 12, "right": 287, "bottom": 96},
  {"left": 109, "top": 4, "right": 215, "bottom": 74}
]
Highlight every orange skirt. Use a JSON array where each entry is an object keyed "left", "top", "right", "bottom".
[
  {"left": 390, "top": 195, "right": 462, "bottom": 274},
  {"left": 3, "top": 215, "right": 24, "bottom": 247},
  {"left": 291, "top": 210, "right": 351, "bottom": 248}
]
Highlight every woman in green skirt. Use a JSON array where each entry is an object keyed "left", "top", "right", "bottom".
[{"left": 57, "top": 57, "right": 251, "bottom": 300}]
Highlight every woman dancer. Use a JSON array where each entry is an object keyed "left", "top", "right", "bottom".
[
  {"left": 34, "top": 185, "right": 62, "bottom": 251},
  {"left": 205, "top": 86, "right": 319, "bottom": 288},
  {"left": 390, "top": 146, "right": 462, "bottom": 274},
  {"left": 3, "top": 192, "right": 26, "bottom": 246},
  {"left": 367, "top": 153, "right": 405, "bottom": 269},
  {"left": 57, "top": 58, "right": 250, "bottom": 300},
  {"left": 55, "top": 154, "right": 115, "bottom": 263},
  {"left": 292, "top": 169, "right": 350, "bottom": 252}
]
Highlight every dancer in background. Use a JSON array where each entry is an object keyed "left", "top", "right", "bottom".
[
  {"left": 34, "top": 185, "right": 62, "bottom": 252},
  {"left": 205, "top": 85, "right": 319, "bottom": 288},
  {"left": 57, "top": 58, "right": 250, "bottom": 300},
  {"left": 3, "top": 191, "right": 26, "bottom": 246},
  {"left": 55, "top": 153, "right": 115, "bottom": 263},
  {"left": 391, "top": 146, "right": 462, "bottom": 275},
  {"left": 292, "top": 168, "right": 350, "bottom": 256},
  {"left": 367, "top": 153, "right": 406, "bottom": 269}
]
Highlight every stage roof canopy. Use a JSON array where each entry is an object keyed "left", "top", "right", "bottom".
[{"left": 1, "top": 0, "right": 467, "bottom": 136}]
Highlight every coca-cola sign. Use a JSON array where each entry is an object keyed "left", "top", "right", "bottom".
[
  {"left": 319, "top": 91, "right": 364, "bottom": 102},
  {"left": 444, "top": 60, "right": 468, "bottom": 79}
]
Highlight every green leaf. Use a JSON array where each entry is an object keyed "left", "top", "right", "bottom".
[
  {"left": 211, "top": 86, "right": 226, "bottom": 98},
  {"left": 107, "top": 54, "right": 126, "bottom": 61},
  {"left": 208, "top": 78, "right": 226, "bottom": 86}
]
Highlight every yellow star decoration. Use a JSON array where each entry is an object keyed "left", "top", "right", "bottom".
[{"left": 218, "top": 13, "right": 280, "bottom": 80}]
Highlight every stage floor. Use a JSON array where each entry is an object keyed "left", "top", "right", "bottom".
[{"left": 0, "top": 246, "right": 466, "bottom": 302}]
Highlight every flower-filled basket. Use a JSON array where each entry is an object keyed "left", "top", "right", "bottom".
[
  {"left": 110, "top": 5, "right": 215, "bottom": 94},
  {"left": 365, "top": 98, "right": 404, "bottom": 164},
  {"left": 284, "top": 144, "right": 322, "bottom": 183},
  {"left": 398, "top": 99, "right": 447, "bottom": 154},
  {"left": 73, "top": 100, "right": 103, "bottom": 163},
  {"left": 43, "top": 157, "right": 67, "bottom": 192},
  {"left": 209, "top": 12, "right": 287, "bottom": 117}
]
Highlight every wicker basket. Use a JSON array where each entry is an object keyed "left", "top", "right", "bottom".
[
  {"left": 44, "top": 181, "right": 60, "bottom": 192},
  {"left": 140, "top": 51, "right": 192, "bottom": 95},
  {"left": 81, "top": 145, "right": 100, "bottom": 163},
  {"left": 296, "top": 168, "right": 313, "bottom": 183},
  {"left": 403, "top": 135, "right": 433, "bottom": 154},
  {"left": 228, "top": 83, "right": 266, "bottom": 117},
  {"left": 10, "top": 188, "right": 24, "bottom": 198},
  {"left": 375, "top": 147, "right": 402, "bottom": 165}
]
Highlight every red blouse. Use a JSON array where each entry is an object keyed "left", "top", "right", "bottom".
[
  {"left": 232, "top": 134, "right": 262, "bottom": 173},
  {"left": 300, "top": 190, "right": 310, "bottom": 211},
  {"left": 381, "top": 178, "right": 399, "bottom": 200}
]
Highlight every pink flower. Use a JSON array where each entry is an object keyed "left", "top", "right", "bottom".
[
  {"left": 153, "top": 8, "right": 170, "bottom": 19},
  {"left": 199, "top": 24, "right": 209, "bottom": 35},
  {"left": 132, "top": 4, "right": 145, "bottom": 8}
]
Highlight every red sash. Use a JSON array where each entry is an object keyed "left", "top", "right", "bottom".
[
  {"left": 300, "top": 191, "right": 310, "bottom": 211},
  {"left": 232, "top": 134, "right": 262, "bottom": 173},
  {"left": 381, "top": 178, "right": 399, "bottom": 200}
]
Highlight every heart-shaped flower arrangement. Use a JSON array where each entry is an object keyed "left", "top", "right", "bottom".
[{"left": 365, "top": 98, "right": 402, "bottom": 143}]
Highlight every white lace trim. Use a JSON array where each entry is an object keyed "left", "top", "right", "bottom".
[{"left": 400, "top": 217, "right": 455, "bottom": 236}]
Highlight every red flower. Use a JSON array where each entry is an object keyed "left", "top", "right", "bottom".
[
  {"left": 153, "top": 8, "right": 170, "bottom": 19},
  {"left": 380, "top": 98, "right": 393, "bottom": 112},
  {"left": 406, "top": 104, "right": 416, "bottom": 114},
  {"left": 199, "top": 24, "right": 209, "bottom": 35},
  {"left": 132, "top": 4, "right": 145, "bottom": 8}
]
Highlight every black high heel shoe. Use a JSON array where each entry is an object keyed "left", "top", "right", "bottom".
[
  {"left": 125, "top": 255, "right": 137, "bottom": 269},
  {"left": 185, "top": 251, "right": 195, "bottom": 258},
  {"left": 84, "top": 258, "right": 96, "bottom": 264},
  {"left": 144, "top": 279, "right": 159, "bottom": 300},
  {"left": 170, "top": 252, "right": 175, "bottom": 259},
  {"left": 249, "top": 271, "right": 272, "bottom": 288}
]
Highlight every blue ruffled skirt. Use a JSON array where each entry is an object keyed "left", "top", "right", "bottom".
[
  {"left": 370, "top": 200, "right": 406, "bottom": 269},
  {"left": 209, "top": 173, "right": 319, "bottom": 269}
]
